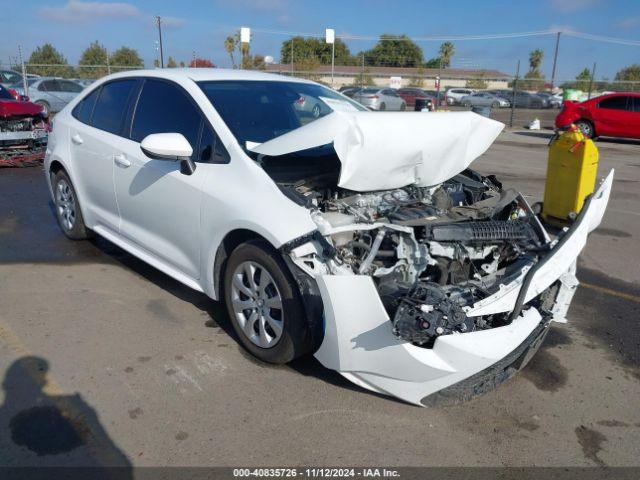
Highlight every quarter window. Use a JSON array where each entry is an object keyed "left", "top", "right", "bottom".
[
  {"left": 72, "top": 87, "right": 100, "bottom": 124},
  {"left": 91, "top": 79, "right": 137, "bottom": 135}
]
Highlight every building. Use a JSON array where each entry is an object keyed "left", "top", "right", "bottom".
[{"left": 264, "top": 64, "right": 511, "bottom": 89}]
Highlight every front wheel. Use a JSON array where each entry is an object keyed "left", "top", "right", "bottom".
[
  {"left": 35, "top": 100, "right": 50, "bottom": 116},
  {"left": 491, "top": 101, "right": 499, "bottom": 108},
  {"left": 575, "top": 120, "right": 594, "bottom": 138},
  {"left": 400, "top": 102, "right": 406, "bottom": 111},
  {"left": 379, "top": 102, "right": 386, "bottom": 111},
  {"left": 311, "top": 103, "right": 321, "bottom": 118},
  {"left": 462, "top": 101, "right": 471, "bottom": 107},
  {"left": 223, "top": 240, "right": 311, "bottom": 364},
  {"left": 52, "top": 170, "right": 92, "bottom": 240}
]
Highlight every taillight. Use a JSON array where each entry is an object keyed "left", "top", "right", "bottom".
[
  {"left": 7, "top": 89, "right": 19, "bottom": 100},
  {"left": 295, "top": 96, "right": 305, "bottom": 106},
  {"left": 364, "top": 95, "right": 379, "bottom": 99}
]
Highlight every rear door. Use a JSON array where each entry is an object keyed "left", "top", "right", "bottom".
[
  {"left": 594, "top": 95, "right": 634, "bottom": 137},
  {"left": 112, "top": 78, "right": 214, "bottom": 279},
  {"left": 629, "top": 96, "right": 640, "bottom": 138},
  {"left": 69, "top": 79, "right": 138, "bottom": 232}
]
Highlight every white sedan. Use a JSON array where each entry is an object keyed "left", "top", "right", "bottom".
[{"left": 45, "top": 69, "right": 612, "bottom": 406}]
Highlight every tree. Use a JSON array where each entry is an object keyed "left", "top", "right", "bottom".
[
  {"left": 28, "top": 43, "right": 72, "bottom": 77},
  {"left": 425, "top": 57, "right": 442, "bottom": 69},
  {"left": 438, "top": 42, "right": 455, "bottom": 68},
  {"left": 574, "top": 67, "right": 592, "bottom": 91},
  {"left": 615, "top": 64, "right": 640, "bottom": 82},
  {"left": 189, "top": 58, "right": 215, "bottom": 68},
  {"left": 166, "top": 56, "right": 177, "bottom": 68},
  {"left": 409, "top": 67, "right": 425, "bottom": 87},
  {"left": 78, "top": 41, "right": 108, "bottom": 78},
  {"left": 364, "top": 34, "right": 423, "bottom": 68},
  {"left": 528, "top": 49, "right": 544, "bottom": 74},
  {"left": 354, "top": 69, "right": 375, "bottom": 87},
  {"left": 280, "top": 36, "right": 353, "bottom": 65},
  {"left": 225, "top": 36, "right": 237, "bottom": 68},
  {"left": 110, "top": 47, "right": 144, "bottom": 72}
]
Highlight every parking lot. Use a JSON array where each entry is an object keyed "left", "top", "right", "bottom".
[{"left": 0, "top": 129, "right": 639, "bottom": 468}]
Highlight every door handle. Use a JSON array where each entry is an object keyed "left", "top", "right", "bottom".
[
  {"left": 114, "top": 153, "right": 131, "bottom": 168},
  {"left": 71, "top": 133, "right": 83, "bottom": 145}
]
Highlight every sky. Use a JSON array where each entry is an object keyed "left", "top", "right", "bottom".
[{"left": 2, "top": 0, "right": 640, "bottom": 81}]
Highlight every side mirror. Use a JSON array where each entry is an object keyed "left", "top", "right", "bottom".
[{"left": 140, "top": 133, "right": 196, "bottom": 175}]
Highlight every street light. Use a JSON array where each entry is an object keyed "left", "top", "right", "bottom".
[{"left": 325, "top": 28, "right": 335, "bottom": 87}]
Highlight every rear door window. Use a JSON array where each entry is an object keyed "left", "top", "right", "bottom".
[
  {"left": 599, "top": 96, "right": 630, "bottom": 111},
  {"left": 91, "top": 79, "right": 137, "bottom": 135}
]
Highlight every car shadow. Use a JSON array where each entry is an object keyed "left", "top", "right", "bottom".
[
  {"left": 513, "top": 131, "right": 555, "bottom": 140},
  {"left": 88, "top": 235, "right": 396, "bottom": 403}
]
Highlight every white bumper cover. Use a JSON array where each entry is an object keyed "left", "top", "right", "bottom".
[{"left": 313, "top": 171, "right": 614, "bottom": 406}]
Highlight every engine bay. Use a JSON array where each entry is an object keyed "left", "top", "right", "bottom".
[{"left": 261, "top": 149, "right": 552, "bottom": 348}]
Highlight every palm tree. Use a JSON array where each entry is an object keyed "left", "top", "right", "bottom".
[
  {"left": 529, "top": 49, "right": 544, "bottom": 73},
  {"left": 224, "top": 36, "right": 237, "bottom": 68},
  {"left": 439, "top": 42, "right": 455, "bottom": 68}
]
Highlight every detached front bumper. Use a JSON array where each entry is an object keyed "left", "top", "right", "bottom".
[{"left": 313, "top": 171, "right": 614, "bottom": 406}]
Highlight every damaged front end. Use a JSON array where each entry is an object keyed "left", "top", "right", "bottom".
[{"left": 256, "top": 112, "right": 613, "bottom": 405}]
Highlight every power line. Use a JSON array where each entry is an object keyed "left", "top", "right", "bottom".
[{"left": 249, "top": 27, "right": 640, "bottom": 46}]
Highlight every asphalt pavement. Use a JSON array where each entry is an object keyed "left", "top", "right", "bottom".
[{"left": 0, "top": 129, "right": 639, "bottom": 468}]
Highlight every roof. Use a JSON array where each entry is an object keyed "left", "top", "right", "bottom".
[
  {"left": 265, "top": 64, "right": 510, "bottom": 79},
  {"left": 98, "top": 68, "right": 313, "bottom": 84}
]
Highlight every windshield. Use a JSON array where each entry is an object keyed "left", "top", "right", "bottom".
[
  {"left": 198, "top": 80, "right": 366, "bottom": 148},
  {"left": 0, "top": 85, "right": 14, "bottom": 100}
]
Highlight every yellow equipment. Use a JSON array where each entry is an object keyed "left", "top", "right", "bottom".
[{"left": 542, "top": 126, "right": 599, "bottom": 223}]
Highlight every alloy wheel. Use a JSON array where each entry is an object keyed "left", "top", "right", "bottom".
[
  {"left": 55, "top": 179, "right": 76, "bottom": 231},
  {"left": 230, "top": 261, "right": 284, "bottom": 348}
]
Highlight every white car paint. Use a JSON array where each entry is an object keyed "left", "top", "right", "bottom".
[
  {"left": 45, "top": 68, "right": 612, "bottom": 406},
  {"left": 313, "top": 172, "right": 613, "bottom": 405},
  {"left": 250, "top": 111, "right": 504, "bottom": 190}
]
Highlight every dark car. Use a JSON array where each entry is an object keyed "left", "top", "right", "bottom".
[
  {"left": 397, "top": 88, "right": 435, "bottom": 110},
  {"left": 490, "top": 90, "right": 543, "bottom": 108},
  {"left": 555, "top": 92, "right": 640, "bottom": 139}
]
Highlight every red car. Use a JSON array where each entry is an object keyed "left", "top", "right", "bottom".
[
  {"left": 0, "top": 84, "right": 49, "bottom": 148},
  {"left": 397, "top": 88, "right": 435, "bottom": 111},
  {"left": 555, "top": 92, "right": 640, "bottom": 139}
]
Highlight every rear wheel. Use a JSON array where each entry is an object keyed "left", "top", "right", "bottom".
[
  {"left": 311, "top": 103, "right": 321, "bottom": 118},
  {"left": 575, "top": 119, "right": 594, "bottom": 138},
  {"left": 400, "top": 102, "right": 406, "bottom": 111},
  {"left": 379, "top": 102, "right": 386, "bottom": 111},
  {"left": 463, "top": 101, "right": 471, "bottom": 107},
  {"left": 223, "top": 240, "right": 310, "bottom": 364},
  {"left": 52, "top": 170, "right": 91, "bottom": 240},
  {"left": 491, "top": 101, "right": 499, "bottom": 108}
]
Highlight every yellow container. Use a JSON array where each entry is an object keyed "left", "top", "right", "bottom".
[{"left": 542, "top": 126, "right": 599, "bottom": 222}]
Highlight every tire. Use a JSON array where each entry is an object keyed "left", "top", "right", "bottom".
[
  {"left": 463, "top": 101, "right": 471, "bottom": 108},
  {"left": 52, "top": 170, "right": 91, "bottom": 240},
  {"left": 400, "top": 102, "right": 406, "bottom": 111},
  {"left": 35, "top": 100, "right": 50, "bottom": 116},
  {"left": 575, "top": 119, "right": 594, "bottom": 138},
  {"left": 379, "top": 102, "right": 386, "bottom": 111},
  {"left": 491, "top": 101, "right": 499, "bottom": 108},
  {"left": 223, "top": 240, "right": 310, "bottom": 364},
  {"left": 311, "top": 103, "right": 321, "bottom": 118}
]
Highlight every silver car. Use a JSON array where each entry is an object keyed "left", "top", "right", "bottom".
[
  {"left": 10, "top": 77, "right": 84, "bottom": 115},
  {"left": 352, "top": 87, "right": 407, "bottom": 111},
  {"left": 460, "top": 92, "right": 510, "bottom": 108}
]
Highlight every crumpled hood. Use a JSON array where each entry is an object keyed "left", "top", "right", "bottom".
[
  {"left": 249, "top": 111, "right": 504, "bottom": 191},
  {"left": 0, "top": 99, "right": 44, "bottom": 118}
]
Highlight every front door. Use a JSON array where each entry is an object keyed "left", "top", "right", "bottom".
[{"left": 112, "top": 78, "right": 210, "bottom": 279}]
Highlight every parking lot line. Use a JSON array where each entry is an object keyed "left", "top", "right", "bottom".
[{"left": 580, "top": 282, "right": 640, "bottom": 304}]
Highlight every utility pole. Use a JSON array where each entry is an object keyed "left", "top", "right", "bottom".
[
  {"left": 290, "top": 38, "right": 294, "bottom": 74},
  {"left": 18, "top": 45, "right": 28, "bottom": 97},
  {"left": 361, "top": 52, "right": 364, "bottom": 88},
  {"left": 155, "top": 15, "right": 164, "bottom": 68},
  {"left": 588, "top": 62, "right": 597, "bottom": 100},
  {"left": 106, "top": 48, "right": 111, "bottom": 75},
  {"left": 509, "top": 60, "right": 520, "bottom": 128},
  {"left": 550, "top": 31, "right": 561, "bottom": 90}
]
